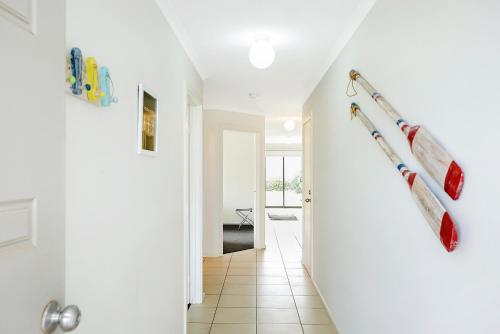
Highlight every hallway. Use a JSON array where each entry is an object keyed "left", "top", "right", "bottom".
[{"left": 188, "top": 219, "right": 338, "bottom": 334}]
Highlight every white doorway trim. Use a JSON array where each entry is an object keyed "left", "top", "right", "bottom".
[
  {"left": 183, "top": 83, "right": 203, "bottom": 331},
  {"left": 302, "top": 114, "right": 314, "bottom": 278},
  {"left": 218, "top": 125, "right": 266, "bottom": 254}
]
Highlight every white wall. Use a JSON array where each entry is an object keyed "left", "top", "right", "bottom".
[
  {"left": 223, "top": 131, "right": 256, "bottom": 225},
  {"left": 204, "top": 110, "right": 265, "bottom": 256},
  {"left": 266, "top": 118, "right": 302, "bottom": 151},
  {"left": 65, "top": 1, "right": 202, "bottom": 333},
  {"left": 304, "top": 1, "right": 500, "bottom": 333}
]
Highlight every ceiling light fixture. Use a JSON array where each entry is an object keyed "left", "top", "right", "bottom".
[
  {"left": 249, "top": 36, "right": 275, "bottom": 69},
  {"left": 284, "top": 120, "right": 296, "bottom": 131}
]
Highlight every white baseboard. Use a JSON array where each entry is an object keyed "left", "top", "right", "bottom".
[{"left": 309, "top": 273, "right": 341, "bottom": 333}]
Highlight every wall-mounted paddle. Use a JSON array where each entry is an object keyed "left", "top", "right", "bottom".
[
  {"left": 350, "top": 103, "right": 458, "bottom": 252},
  {"left": 349, "top": 70, "right": 464, "bottom": 200}
]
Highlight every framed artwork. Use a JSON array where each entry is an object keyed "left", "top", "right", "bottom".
[{"left": 137, "top": 84, "right": 158, "bottom": 155}]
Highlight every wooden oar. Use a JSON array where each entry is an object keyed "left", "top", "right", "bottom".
[
  {"left": 349, "top": 70, "right": 464, "bottom": 200},
  {"left": 351, "top": 103, "right": 458, "bottom": 252}
]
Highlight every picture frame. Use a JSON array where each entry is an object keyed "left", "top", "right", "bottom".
[{"left": 137, "top": 83, "right": 159, "bottom": 155}]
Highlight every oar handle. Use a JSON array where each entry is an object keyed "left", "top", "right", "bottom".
[
  {"left": 350, "top": 70, "right": 408, "bottom": 133},
  {"left": 351, "top": 103, "right": 412, "bottom": 183}
]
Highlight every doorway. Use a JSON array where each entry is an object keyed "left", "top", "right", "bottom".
[
  {"left": 265, "top": 152, "right": 303, "bottom": 261},
  {"left": 222, "top": 130, "right": 257, "bottom": 254}
]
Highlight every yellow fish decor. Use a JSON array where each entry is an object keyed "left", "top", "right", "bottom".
[{"left": 66, "top": 47, "right": 118, "bottom": 107}]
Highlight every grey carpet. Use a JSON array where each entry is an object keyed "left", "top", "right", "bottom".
[
  {"left": 267, "top": 213, "right": 298, "bottom": 220},
  {"left": 223, "top": 225, "right": 254, "bottom": 254}
]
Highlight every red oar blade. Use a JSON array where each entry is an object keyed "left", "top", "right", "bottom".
[
  {"left": 410, "top": 173, "right": 459, "bottom": 252},
  {"left": 440, "top": 213, "right": 458, "bottom": 252},
  {"left": 408, "top": 126, "right": 464, "bottom": 201},
  {"left": 444, "top": 161, "right": 464, "bottom": 200}
]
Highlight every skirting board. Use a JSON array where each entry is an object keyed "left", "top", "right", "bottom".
[{"left": 307, "top": 268, "right": 341, "bottom": 333}]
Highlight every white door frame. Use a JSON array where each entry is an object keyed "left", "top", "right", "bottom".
[
  {"left": 218, "top": 126, "right": 266, "bottom": 253},
  {"left": 183, "top": 84, "right": 203, "bottom": 325},
  {"left": 302, "top": 115, "right": 314, "bottom": 278}
]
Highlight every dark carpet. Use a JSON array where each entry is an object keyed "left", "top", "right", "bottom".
[{"left": 223, "top": 225, "right": 254, "bottom": 254}]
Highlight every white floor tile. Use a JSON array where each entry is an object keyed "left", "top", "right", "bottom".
[
  {"left": 214, "top": 308, "right": 256, "bottom": 324},
  {"left": 257, "top": 284, "right": 292, "bottom": 296},
  {"left": 204, "top": 283, "right": 224, "bottom": 295},
  {"left": 191, "top": 295, "right": 220, "bottom": 308},
  {"left": 291, "top": 284, "right": 318, "bottom": 296},
  {"left": 257, "top": 324, "right": 303, "bottom": 334},
  {"left": 225, "top": 275, "right": 256, "bottom": 285},
  {"left": 187, "top": 323, "right": 211, "bottom": 334},
  {"left": 298, "top": 308, "right": 331, "bottom": 325},
  {"left": 303, "top": 324, "right": 339, "bottom": 334},
  {"left": 294, "top": 296, "right": 324, "bottom": 308},
  {"left": 219, "top": 295, "right": 256, "bottom": 308},
  {"left": 188, "top": 308, "right": 216, "bottom": 323},
  {"left": 286, "top": 268, "right": 309, "bottom": 277},
  {"left": 222, "top": 284, "right": 256, "bottom": 295},
  {"left": 204, "top": 275, "right": 226, "bottom": 284},
  {"left": 257, "top": 267, "right": 287, "bottom": 276},
  {"left": 257, "top": 276, "right": 289, "bottom": 285},
  {"left": 210, "top": 323, "right": 256, "bottom": 334},
  {"left": 204, "top": 267, "right": 229, "bottom": 275},
  {"left": 257, "top": 308, "right": 300, "bottom": 324},
  {"left": 187, "top": 213, "right": 341, "bottom": 332},
  {"left": 227, "top": 268, "right": 256, "bottom": 276},
  {"left": 257, "top": 296, "right": 295, "bottom": 308}
]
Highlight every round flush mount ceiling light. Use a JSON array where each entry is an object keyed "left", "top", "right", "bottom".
[
  {"left": 249, "top": 36, "right": 275, "bottom": 69},
  {"left": 284, "top": 120, "right": 296, "bottom": 131}
]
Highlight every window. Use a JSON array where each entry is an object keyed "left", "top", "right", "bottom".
[{"left": 266, "top": 156, "right": 302, "bottom": 207}]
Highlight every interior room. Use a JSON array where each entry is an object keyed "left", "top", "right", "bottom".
[
  {"left": 222, "top": 130, "right": 257, "bottom": 254},
  {"left": 2, "top": 1, "right": 500, "bottom": 334}
]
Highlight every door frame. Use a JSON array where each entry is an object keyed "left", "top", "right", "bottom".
[
  {"left": 302, "top": 115, "right": 314, "bottom": 278},
  {"left": 183, "top": 83, "right": 203, "bottom": 321},
  {"left": 218, "top": 126, "right": 266, "bottom": 253}
]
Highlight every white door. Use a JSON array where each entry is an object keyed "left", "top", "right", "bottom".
[
  {"left": 0, "top": 2, "right": 69, "bottom": 333},
  {"left": 302, "top": 119, "right": 313, "bottom": 275}
]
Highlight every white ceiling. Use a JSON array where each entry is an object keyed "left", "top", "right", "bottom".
[{"left": 156, "top": 0, "right": 375, "bottom": 117}]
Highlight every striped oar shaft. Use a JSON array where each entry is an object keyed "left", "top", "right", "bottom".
[
  {"left": 350, "top": 103, "right": 458, "bottom": 252},
  {"left": 349, "top": 70, "right": 464, "bottom": 200}
]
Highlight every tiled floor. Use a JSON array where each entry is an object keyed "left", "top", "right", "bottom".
[{"left": 188, "top": 218, "right": 339, "bottom": 334}]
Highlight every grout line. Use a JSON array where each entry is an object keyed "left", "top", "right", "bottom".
[
  {"left": 208, "top": 253, "right": 232, "bottom": 333},
  {"left": 294, "top": 233, "right": 303, "bottom": 250},
  {"left": 255, "top": 249, "right": 257, "bottom": 334},
  {"left": 272, "top": 220, "right": 306, "bottom": 334}
]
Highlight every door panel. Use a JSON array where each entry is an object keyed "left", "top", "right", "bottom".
[{"left": 0, "top": 1, "right": 66, "bottom": 332}]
